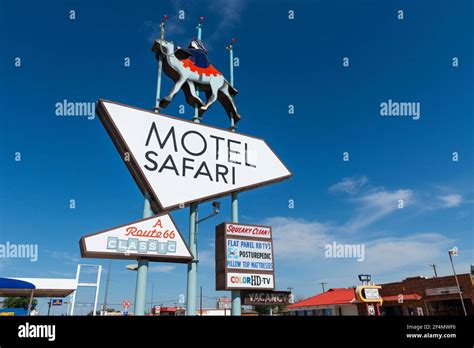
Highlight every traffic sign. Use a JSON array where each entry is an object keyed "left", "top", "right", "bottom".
[
  {"left": 96, "top": 99, "right": 292, "bottom": 212},
  {"left": 80, "top": 213, "right": 192, "bottom": 262},
  {"left": 122, "top": 300, "right": 130, "bottom": 308}
]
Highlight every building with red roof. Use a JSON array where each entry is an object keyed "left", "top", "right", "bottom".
[
  {"left": 286, "top": 288, "right": 359, "bottom": 316},
  {"left": 286, "top": 271, "right": 474, "bottom": 316}
]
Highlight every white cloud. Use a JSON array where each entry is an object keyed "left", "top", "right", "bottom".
[
  {"left": 329, "top": 176, "right": 368, "bottom": 194},
  {"left": 328, "top": 176, "right": 414, "bottom": 232},
  {"left": 149, "top": 265, "right": 176, "bottom": 273},
  {"left": 260, "top": 216, "right": 455, "bottom": 282},
  {"left": 254, "top": 176, "right": 469, "bottom": 295},
  {"left": 262, "top": 215, "right": 448, "bottom": 267},
  {"left": 142, "top": 20, "right": 186, "bottom": 43},
  {"left": 49, "top": 271, "right": 74, "bottom": 278},
  {"left": 207, "top": 0, "right": 246, "bottom": 45},
  {"left": 0, "top": 258, "right": 8, "bottom": 272},
  {"left": 262, "top": 217, "right": 332, "bottom": 262},
  {"left": 363, "top": 233, "right": 453, "bottom": 273},
  {"left": 209, "top": 0, "right": 245, "bottom": 31},
  {"left": 142, "top": 0, "right": 246, "bottom": 45},
  {"left": 343, "top": 189, "right": 413, "bottom": 232},
  {"left": 439, "top": 194, "right": 463, "bottom": 208},
  {"left": 198, "top": 249, "right": 214, "bottom": 266},
  {"left": 257, "top": 215, "right": 458, "bottom": 295},
  {"left": 44, "top": 250, "right": 80, "bottom": 263}
]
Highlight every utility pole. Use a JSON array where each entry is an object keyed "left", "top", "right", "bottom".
[
  {"left": 150, "top": 283, "right": 154, "bottom": 309},
  {"left": 47, "top": 299, "right": 52, "bottom": 316},
  {"left": 200, "top": 286, "right": 203, "bottom": 316},
  {"left": 430, "top": 264, "right": 438, "bottom": 278},
  {"left": 319, "top": 282, "right": 327, "bottom": 293},
  {"left": 448, "top": 248, "right": 467, "bottom": 316},
  {"left": 186, "top": 16, "right": 204, "bottom": 316}
]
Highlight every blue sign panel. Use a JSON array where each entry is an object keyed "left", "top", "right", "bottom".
[
  {"left": 51, "top": 299, "right": 63, "bottom": 306},
  {"left": 0, "top": 308, "right": 28, "bottom": 316}
]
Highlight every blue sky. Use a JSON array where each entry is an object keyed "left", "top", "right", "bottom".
[{"left": 0, "top": 0, "right": 472, "bottom": 314}]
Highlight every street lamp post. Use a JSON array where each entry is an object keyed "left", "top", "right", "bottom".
[{"left": 448, "top": 247, "right": 467, "bottom": 316}]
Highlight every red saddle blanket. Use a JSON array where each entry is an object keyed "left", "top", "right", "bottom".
[{"left": 181, "top": 59, "right": 222, "bottom": 77}]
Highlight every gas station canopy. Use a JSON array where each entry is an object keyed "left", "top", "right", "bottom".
[{"left": 0, "top": 277, "right": 77, "bottom": 297}]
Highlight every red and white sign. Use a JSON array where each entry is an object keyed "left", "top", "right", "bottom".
[
  {"left": 80, "top": 213, "right": 192, "bottom": 262},
  {"left": 225, "top": 223, "right": 272, "bottom": 239},
  {"left": 216, "top": 222, "right": 275, "bottom": 291},
  {"left": 122, "top": 300, "right": 130, "bottom": 309}
]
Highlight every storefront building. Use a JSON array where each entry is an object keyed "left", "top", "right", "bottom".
[{"left": 377, "top": 273, "right": 473, "bottom": 316}]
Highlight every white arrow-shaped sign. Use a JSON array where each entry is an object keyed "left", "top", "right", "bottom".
[
  {"left": 80, "top": 213, "right": 192, "bottom": 262},
  {"left": 96, "top": 99, "right": 292, "bottom": 212}
]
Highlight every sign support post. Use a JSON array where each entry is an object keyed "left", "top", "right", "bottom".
[
  {"left": 186, "top": 17, "right": 203, "bottom": 316},
  {"left": 134, "top": 15, "right": 168, "bottom": 316},
  {"left": 227, "top": 38, "right": 241, "bottom": 316},
  {"left": 154, "top": 15, "right": 168, "bottom": 112},
  {"left": 134, "top": 194, "right": 153, "bottom": 315},
  {"left": 135, "top": 16, "right": 168, "bottom": 315}
]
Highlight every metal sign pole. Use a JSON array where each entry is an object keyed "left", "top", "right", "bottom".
[
  {"left": 227, "top": 38, "right": 241, "bottom": 316},
  {"left": 134, "top": 15, "right": 168, "bottom": 317},
  {"left": 92, "top": 265, "right": 102, "bottom": 316},
  {"left": 134, "top": 193, "right": 153, "bottom": 315},
  {"left": 186, "top": 17, "right": 203, "bottom": 316},
  {"left": 69, "top": 264, "right": 81, "bottom": 316},
  {"left": 155, "top": 16, "right": 168, "bottom": 111}
]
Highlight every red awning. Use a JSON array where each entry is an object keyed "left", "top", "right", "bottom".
[
  {"left": 383, "top": 294, "right": 422, "bottom": 302},
  {"left": 288, "top": 288, "right": 356, "bottom": 309}
]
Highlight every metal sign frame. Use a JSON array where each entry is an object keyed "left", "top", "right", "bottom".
[{"left": 69, "top": 264, "right": 102, "bottom": 316}]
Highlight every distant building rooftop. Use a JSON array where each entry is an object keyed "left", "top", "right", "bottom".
[{"left": 288, "top": 288, "right": 356, "bottom": 309}]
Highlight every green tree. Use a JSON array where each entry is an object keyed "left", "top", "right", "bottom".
[
  {"left": 255, "top": 303, "right": 289, "bottom": 315},
  {"left": 254, "top": 305, "right": 271, "bottom": 315},
  {"left": 3, "top": 297, "right": 37, "bottom": 309}
]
